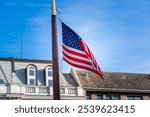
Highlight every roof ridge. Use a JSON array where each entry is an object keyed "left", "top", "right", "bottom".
[{"left": 75, "top": 69, "right": 150, "bottom": 75}]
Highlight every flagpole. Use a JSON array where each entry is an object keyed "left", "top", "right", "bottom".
[{"left": 51, "top": 0, "right": 60, "bottom": 100}]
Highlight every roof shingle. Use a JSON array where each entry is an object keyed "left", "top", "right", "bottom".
[{"left": 75, "top": 70, "right": 150, "bottom": 91}]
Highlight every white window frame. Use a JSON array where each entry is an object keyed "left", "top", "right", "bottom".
[
  {"left": 27, "top": 65, "right": 36, "bottom": 85},
  {"left": 45, "top": 66, "right": 53, "bottom": 86}
]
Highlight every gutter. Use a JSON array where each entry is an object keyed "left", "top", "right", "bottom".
[{"left": 83, "top": 87, "right": 150, "bottom": 94}]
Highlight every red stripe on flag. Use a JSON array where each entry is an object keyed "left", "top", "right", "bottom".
[
  {"left": 62, "top": 45, "right": 88, "bottom": 59},
  {"left": 63, "top": 57, "right": 104, "bottom": 79},
  {"left": 63, "top": 51, "right": 93, "bottom": 66},
  {"left": 79, "top": 40, "right": 100, "bottom": 71}
]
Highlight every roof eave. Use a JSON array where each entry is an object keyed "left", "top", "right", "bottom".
[{"left": 84, "top": 87, "right": 150, "bottom": 94}]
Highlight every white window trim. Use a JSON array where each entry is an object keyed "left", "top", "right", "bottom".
[
  {"left": 45, "top": 66, "right": 53, "bottom": 86},
  {"left": 27, "top": 65, "right": 36, "bottom": 85}
]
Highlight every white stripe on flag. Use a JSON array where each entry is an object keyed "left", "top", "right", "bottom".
[
  {"left": 62, "top": 43, "right": 85, "bottom": 55},
  {"left": 63, "top": 56, "right": 95, "bottom": 69},
  {"left": 63, "top": 49, "right": 91, "bottom": 63}
]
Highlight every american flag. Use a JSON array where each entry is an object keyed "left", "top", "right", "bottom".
[{"left": 62, "top": 22, "right": 104, "bottom": 79}]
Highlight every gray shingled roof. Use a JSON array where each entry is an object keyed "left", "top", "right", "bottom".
[
  {"left": 75, "top": 70, "right": 150, "bottom": 91},
  {"left": 0, "top": 58, "right": 76, "bottom": 87},
  {"left": 63, "top": 73, "right": 79, "bottom": 87},
  {"left": 0, "top": 58, "right": 51, "bottom": 85}
]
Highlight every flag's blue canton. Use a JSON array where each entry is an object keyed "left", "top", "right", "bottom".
[{"left": 62, "top": 22, "right": 82, "bottom": 50}]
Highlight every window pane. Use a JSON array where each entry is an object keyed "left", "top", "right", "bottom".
[
  {"left": 106, "top": 95, "right": 111, "bottom": 100},
  {"left": 48, "top": 68, "right": 52, "bottom": 70},
  {"left": 128, "top": 96, "right": 134, "bottom": 100},
  {"left": 112, "top": 95, "right": 120, "bottom": 100},
  {"left": 29, "top": 70, "right": 34, "bottom": 76},
  {"left": 30, "top": 79, "right": 35, "bottom": 85},
  {"left": 86, "top": 95, "right": 91, "bottom": 100},
  {"left": 127, "top": 96, "right": 142, "bottom": 100},
  {"left": 48, "top": 80, "right": 53, "bottom": 86},
  {"left": 0, "top": 79, "right": 5, "bottom": 84},
  {"left": 134, "top": 96, "right": 142, "bottom": 100},
  {"left": 29, "top": 67, "right": 35, "bottom": 70},
  {"left": 97, "top": 95, "right": 103, "bottom": 100},
  {"left": 48, "top": 71, "right": 52, "bottom": 77}
]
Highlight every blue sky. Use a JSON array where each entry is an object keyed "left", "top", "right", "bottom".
[{"left": 0, "top": 0, "right": 150, "bottom": 73}]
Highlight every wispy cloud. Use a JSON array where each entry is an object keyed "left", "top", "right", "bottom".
[
  {"left": 24, "top": 3, "right": 49, "bottom": 7},
  {"left": 21, "top": 14, "right": 51, "bottom": 60},
  {"left": 27, "top": 16, "right": 50, "bottom": 26},
  {"left": 26, "top": 15, "right": 50, "bottom": 34},
  {"left": 131, "top": 59, "right": 150, "bottom": 73},
  {"left": 4, "top": 2, "right": 49, "bottom": 7}
]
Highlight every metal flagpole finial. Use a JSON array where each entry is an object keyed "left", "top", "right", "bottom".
[{"left": 52, "top": 0, "right": 56, "bottom": 15}]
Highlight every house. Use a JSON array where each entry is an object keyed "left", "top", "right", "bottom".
[
  {"left": 0, "top": 58, "right": 150, "bottom": 100},
  {"left": 0, "top": 58, "right": 84, "bottom": 100}
]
